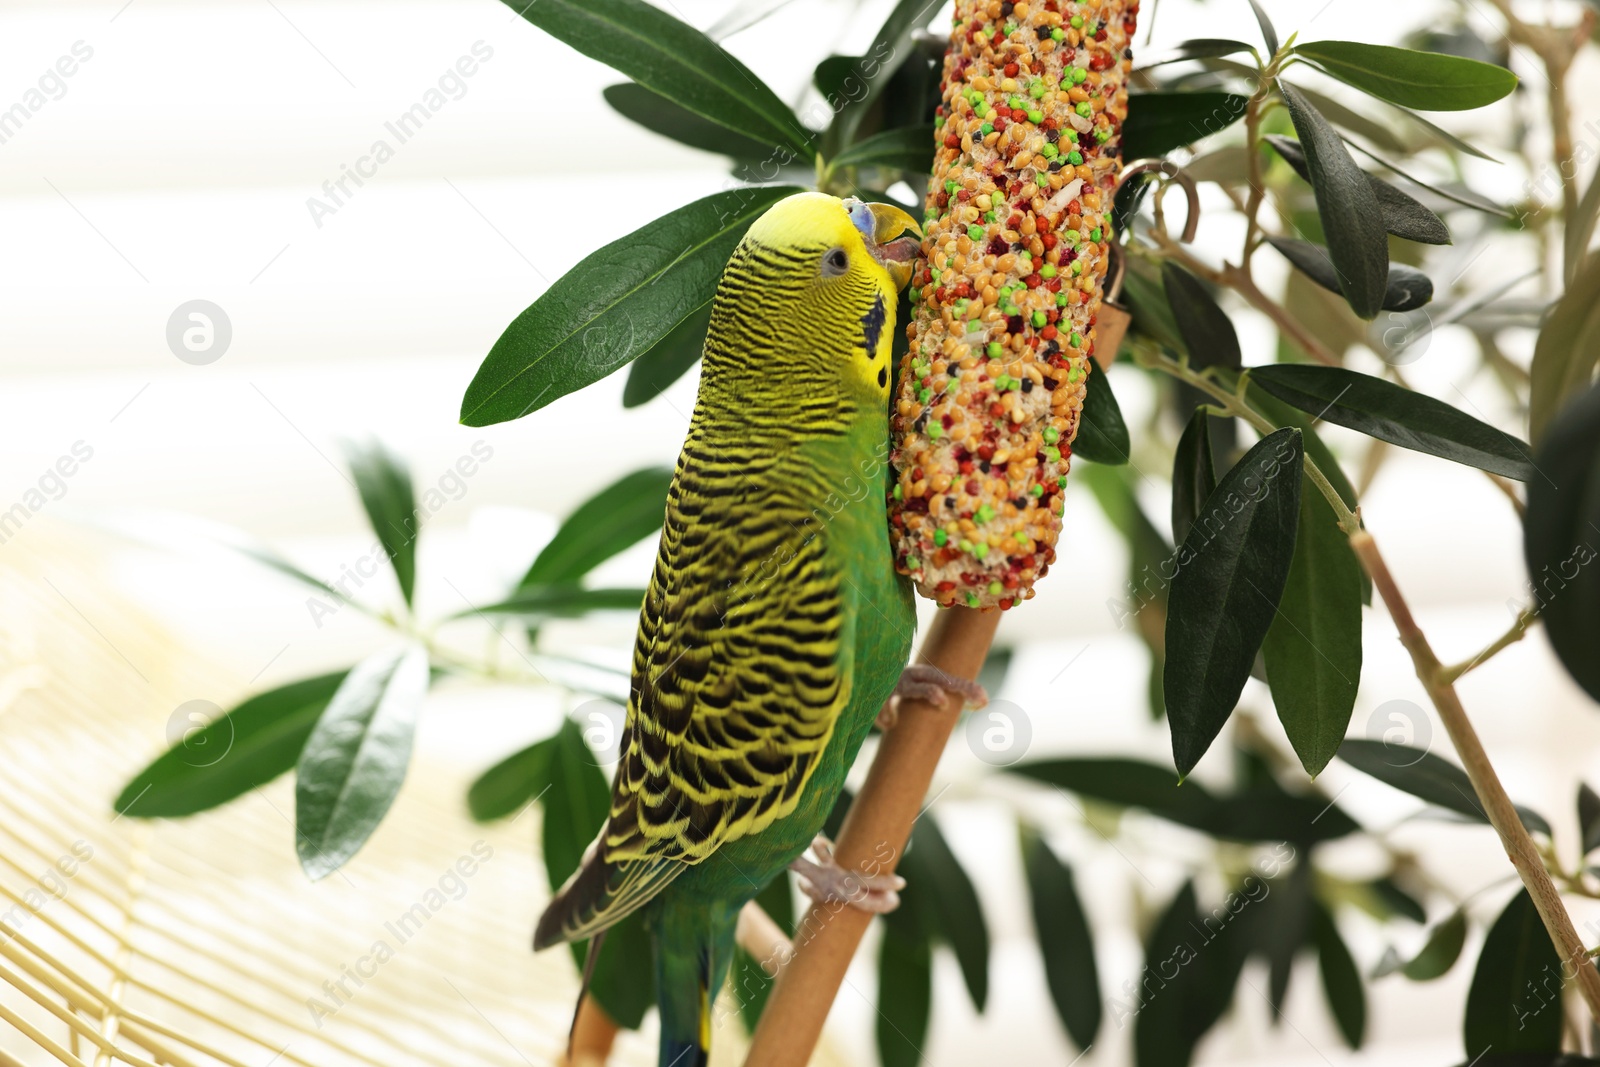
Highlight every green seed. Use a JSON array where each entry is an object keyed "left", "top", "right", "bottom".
[
  {"left": 966, "top": 591, "right": 980, "bottom": 607},
  {"left": 968, "top": 223, "right": 984, "bottom": 240},
  {"left": 1068, "top": 150, "right": 1083, "bottom": 165},
  {"left": 1051, "top": 27, "right": 1065, "bottom": 40},
  {"left": 1040, "top": 263, "right": 1057, "bottom": 278},
  {"left": 1070, "top": 14, "right": 1084, "bottom": 27},
  {"left": 1028, "top": 109, "right": 1044, "bottom": 124},
  {"left": 1056, "top": 292, "right": 1069, "bottom": 307},
  {"left": 934, "top": 529, "right": 948, "bottom": 547},
  {"left": 973, "top": 543, "right": 990, "bottom": 560},
  {"left": 975, "top": 503, "right": 996, "bottom": 523},
  {"left": 1045, "top": 446, "right": 1061, "bottom": 463},
  {"left": 1073, "top": 67, "right": 1088, "bottom": 85},
  {"left": 893, "top": 483, "right": 904, "bottom": 500},
  {"left": 989, "top": 580, "right": 1004, "bottom": 595},
  {"left": 1032, "top": 310, "right": 1047, "bottom": 327},
  {"left": 1076, "top": 102, "right": 1093, "bottom": 118},
  {"left": 1091, "top": 227, "right": 1103, "bottom": 242},
  {"left": 1043, "top": 426, "right": 1060, "bottom": 443},
  {"left": 987, "top": 341, "right": 1003, "bottom": 358}
]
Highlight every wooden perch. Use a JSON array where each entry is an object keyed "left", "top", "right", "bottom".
[{"left": 742, "top": 606, "right": 1001, "bottom": 1065}]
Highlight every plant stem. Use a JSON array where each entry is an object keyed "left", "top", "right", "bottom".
[
  {"left": 1350, "top": 531, "right": 1600, "bottom": 1024},
  {"left": 1438, "top": 609, "right": 1538, "bottom": 686}
]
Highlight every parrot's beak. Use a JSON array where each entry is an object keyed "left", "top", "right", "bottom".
[{"left": 845, "top": 199, "right": 923, "bottom": 292}]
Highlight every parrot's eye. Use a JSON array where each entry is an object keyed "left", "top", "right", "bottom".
[{"left": 821, "top": 248, "right": 850, "bottom": 276}]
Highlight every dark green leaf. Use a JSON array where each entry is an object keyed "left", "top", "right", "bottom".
[
  {"left": 1336, "top": 738, "right": 1552, "bottom": 835},
  {"left": 877, "top": 904, "right": 932, "bottom": 1067},
  {"left": 1162, "top": 263, "right": 1241, "bottom": 370},
  {"left": 622, "top": 301, "right": 710, "bottom": 408},
  {"left": 463, "top": 586, "right": 646, "bottom": 620},
  {"left": 1263, "top": 482, "right": 1363, "bottom": 776},
  {"left": 344, "top": 440, "right": 419, "bottom": 607},
  {"left": 1291, "top": 84, "right": 1410, "bottom": 154},
  {"left": 116, "top": 672, "right": 348, "bottom": 818},
  {"left": 1073, "top": 367, "right": 1130, "bottom": 465},
  {"left": 1166, "top": 429, "right": 1304, "bottom": 776},
  {"left": 1370, "top": 876, "right": 1427, "bottom": 923},
  {"left": 1344, "top": 139, "right": 1509, "bottom": 210},
  {"left": 1523, "top": 383, "right": 1600, "bottom": 701},
  {"left": 829, "top": 0, "right": 941, "bottom": 144},
  {"left": 1245, "top": 384, "right": 1360, "bottom": 512},
  {"left": 904, "top": 815, "right": 989, "bottom": 1009},
  {"left": 461, "top": 186, "right": 801, "bottom": 425},
  {"left": 1266, "top": 135, "right": 1450, "bottom": 244},
  {"left": 1278, "top": 82, "right": 1389, "bottom": 319},
  {"left": 1134, "top": 881, "right": 1250, "bottom": 1067},
  {"left": 1465, "top": 890, "right": 1563, "bottom": 1057},
  {"left": 1247, "top": 0, "right": 1279, "bottom": 53},
  {"left": 508, "top": 0, "right": 814, "bottom": 157},
  {"left": 467, "top": 739, "right": 551, "bottom": 822},
  {"left": 586, "top": 911, "right": 654, "bottom": 1029},
  {"left": 1172, "top": 408, "right": 1218, "bottom": 546},
  {"left": 1581, "top": 784, "right": 1600, "bottom": 854},
  {"left": 602, "top": 83, "right": 780, "bottom": 160},
  {"left": 1267, "top": 236, "right": 1432, "bottom": 312},
  {"left": 733, "top": 876, "right": 793, "bottom": 1032},
  {"left": 1011, "top": 757, "right": 1359, "bottom": 843},
  {"left": 1138, "top": 39, "right": 1257, "bottom": 68},
  {"left": 295, "top": 644, "right": 430, "bottom": 879},
  {"left": 1250, "top": 363, "right": 1537, "bottom": 481},
  {"left": 1295, "top": 40, "right": 1518, "bottom": 111},
  {"left": 1401, "top": 909, "right": 1468, "bottom": 980},
  {"left": 1021, "top": 828, "right": 1099, "bottom": 1049},
  {"left": 828, "top": 124, "right": 935, "bottom": 174},
  {"left": 1312, "top": 901, "right": 1366, "bottom": 1047},
  {"left": 1256, "top": 863, "right": 1312, "bottom": 1014},
  {"left": 1122, "top": 92, "right": 1250, "bottom": 159},
  {"left": 1530, "top": 253, "right": 1600, "bottom": 445},
  {"left": 522, "top": 466, "right": 673, "bottom": 586}
]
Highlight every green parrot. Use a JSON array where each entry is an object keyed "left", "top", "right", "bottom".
[{"left": 534, "top": 192, "right": 980, "bottom": 1066}]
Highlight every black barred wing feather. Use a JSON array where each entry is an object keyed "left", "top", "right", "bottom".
[{"left": 603, "top": 456, "right": 853, "bottom": 866}]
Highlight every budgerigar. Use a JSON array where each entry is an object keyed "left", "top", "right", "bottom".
[{"left": 534, "top": 192, "right": 972, "bottom": 1066}]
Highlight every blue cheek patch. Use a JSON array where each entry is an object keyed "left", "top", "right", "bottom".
[{"left": 861, "top": 293, "right": 886, "bottom": 357}]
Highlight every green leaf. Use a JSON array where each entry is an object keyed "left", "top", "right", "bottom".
[
  {"left": 1262, "top": 483, "right": 1363, "bottom": 776},
  {"left": 622, "top": 301, "right": 710, "bottom": 408},
  {"left": 1580, "top": 784, "right": 1600, "bottom": 855},
  {"left": 1163, "top": 263, "right": 1241, "bottom": 370},
  {"left": 828, "top": 124, "right": 935, "bottom": 174},
  {"left": 1400, "top": 909, "right": 1468, "bottom": 980},
  {"left": 877, "top": 904, "right": 932, "bottom": 1067},
  {"left": 463, "top": 586, "right": 646, "bottom": 620},
  {"left": 828, "top": 0, "right": 941, "bottom": 145},
  {"left": 1134, "top": 881, "right": 1250, "bottom": 1067},
  {"left": 1021, "top": 827, "right": 1099, "bottom": 1050},
  {"left": 1266, "top": 135, "right": 1450, "bottom": 245},
  {"left": 1368, "top": 875, "right": 1427, "bottom": 923},
  {"left": 1465, "top": 890, "right": 1563, "bottom": 1057},
  {"left": 295, "top": 644, "right": 430, "bottom": 879},
  {"left": 586, "top": 911, "right": 654, "bottom": 1029},
  {"left": 1138, "top": 39, "right": 1257, "bottom": 68},
  {"left": 522, "top": 466, "right": 673, "bottom": 587},
  {"left": 1278, "top": 82, "right": 1389, "bottom": 319},
  {"left": 467, "top": 739, "right": 551, "bottom": 822},
  {"left": 1311, "top": 901, "right": 1366, "bottom": 1048},
  {"left": 904, "top": 815, "right": 989, "bottom": 1010},
  {"left": 116, "top": 672, "right": 348, "bottom": 818},
  {"left": 1122, "top": 92, "right": 1250, "bottom": 159},
  {"left": 1246, "top": 0, "right": 1279, "bottom": 52},
  {"left": 1267, "top": 236, "right": 1432, "bottom": 313},
  {"left": 1336, "top": 738, "right": 1552, "bottom": 835},
  {"left": 1172, "top": 408, "right": 1218, "bottom": 546},
  {"left": 1295, "top": 41, "right": 1517, "bottom": 111},
  {"left": 1290, "top": 84, "right": 1410, "bottom": 154},
  {"left": 602, "top": 83, "right": 782, "bottom": 161},
  {"left": 1523, "top": 383, "right": 1600, "bottom": 701},
  {"left": 343, "top": 439, "right": 419, "bottom": 607},
  {"left": 1073, "top": 367, "right": 1130, "bottom": 465},
  {"left": 1255, "top": 863, "right": 1313, "bottom": 1014},
  {"left": 1530, "top": 252, "right": 1600, "bottom": 445},
  {"left": 460, "top": 185, "right": 801, "bottom": 425},
  {"left": 1166, "top": 429, "right": 1304, "bottom": 777},
  {"left": 1250, "top": 364, "right": 1537, "bottom": 481},
  {"left": 508, "top": 0, "right": 814, "bottom": 157},
  {"left": 1245, "top": 384, "right": 1360, "bottom": 512}
]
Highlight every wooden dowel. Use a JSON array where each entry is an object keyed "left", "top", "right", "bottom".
[{"left": 742, "top": 606, "right": 1001, "bottom": 1066}]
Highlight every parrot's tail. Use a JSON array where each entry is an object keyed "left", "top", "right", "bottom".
[{"left": 654, "top": 898, "right": 738, "bottom": 1067}]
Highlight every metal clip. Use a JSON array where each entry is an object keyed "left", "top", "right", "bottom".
[{"left": 1092, "top": 160, "right": 1202, "bottom": 369}]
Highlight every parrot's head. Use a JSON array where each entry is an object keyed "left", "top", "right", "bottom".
[{"left": 717, "top": 192, "right": 923, "bottom": 404}]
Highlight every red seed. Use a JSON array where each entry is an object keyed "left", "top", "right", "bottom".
[{"left": 1004, "top": 62, "right": 1019, "bottom": 76}]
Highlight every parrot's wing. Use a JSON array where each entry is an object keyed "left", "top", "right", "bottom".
[
  {"left": 533, "top": 469, "right": 855, "bottom": 949},
  {"left": 607, "top": 471, "right": 854, "bottom": 865}
]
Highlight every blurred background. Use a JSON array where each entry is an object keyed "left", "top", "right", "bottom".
[{"left": 2, "top": 0, "right": 1598, "bottom": 1064}]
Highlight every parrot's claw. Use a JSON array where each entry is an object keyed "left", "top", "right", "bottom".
[
  {"left": 790, "top": 835, "right": 904, "bottom": 914},
  {"left": 875, "top": 664, "right": 990, "bottom": 729}
]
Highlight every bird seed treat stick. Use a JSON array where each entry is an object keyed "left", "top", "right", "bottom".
[{"left": 891, "top": 0, "right": 1137, "bottom": 610}]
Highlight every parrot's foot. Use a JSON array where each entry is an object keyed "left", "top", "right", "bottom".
[
  {"left": 790, "top": 835, "right": 904, "bottom": 914},
  {"left": 875, "top": 664, "right": 989, "bottom": 729}
]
